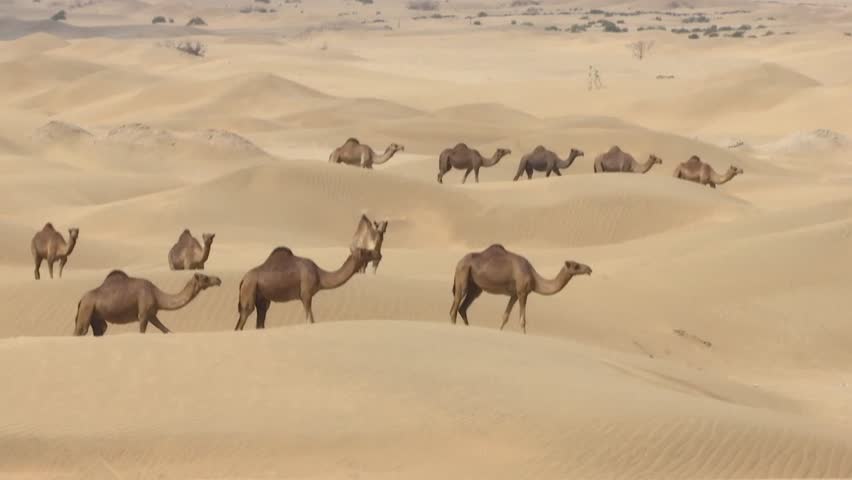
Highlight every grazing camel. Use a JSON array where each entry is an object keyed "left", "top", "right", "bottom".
[
  {"left": 31, "top": 223, "right": 79, "bottom": 280},
  {"left": 437, "top": 143, "right": 512, "bottom": 184},
  {"left": 234, "top": 247, "right": 370, "bottom": 330},
  {"left": 673, "top": 155, "right": 744, "bottom": 188},
  {"left": 513, "top": 146, "right": 583, "bottom": 180},
  {"left": 350, "top": 214, "right": 388, "bottom": 274},
  {"left": 593, "top": 146, "right": 662, "bottom": 173},
  {"left": 73, "top": 270, "right": 221, "bottom": 336},
  {"left": 449, "top": 244, "right": 592, "bottom": 334},
  {"left": 328, "top": 137, "right": 404, "bottom": 168},
  {"left": 168, "top": 229, "right": 215, "bottom": 270}
]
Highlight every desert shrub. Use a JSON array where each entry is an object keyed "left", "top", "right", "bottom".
[
  {"left": 256, "top": 7, "right": 267, "bottom": 12},
  {"left": 683, "top": 14, "right": 709, "bottom": 23},
  {"left": 357, "top": 0, "right": 373, "bottom": 4},
  {"left": 176, "top": 40, "right": 206, "bottom": 56},
  {"left": 510, "top": 0, "right": 539, "bottom": 5},
  {"left": 590, "top": 9, "right": 604, "bottom": 14},
  {"left": 545, "top": 25, "right": 559, "bottom": 31},
  {"left": 737, "top": 24, "right": 751, "bottom": 30},
  {"left": 406, "top": 0, "right": 438, "bottom": 10},
  {"left": 151, "top": 15, "right": 166, "bottom": 23},
  {"left": 521, "top": 21, "right": 533, "bottom": 26},
  {"left": 477, "top": 11, "right": 487, "bottom": 17},
  {"left": 616, "top": 19, "right": 624, "bottom": 23},
  {"left": 845, "top": 32, "right": 851, "bottom": 37},
  {"left": 473, "top": 20, "right": 481, "bottom": 25},
  {"left": 671, "top": 27, "right": 688, "bottom": 33},
  {"left": 523, "top": 6, "right": 540, "bottom": 15},
  {"left": 239, "top": 6, "right": 251, "bottom": 12},
  {"left": 599, "top": 19, "right": 623, "bottom": 32},
  {"left": 580, "top": 15, "right": 589, "bottom": 19},
  {"left": 655, "top": 16, "right": 662, "bottom": 20},
  {"left": 730, "top": 30, "right": 744, "bottom": 38},
  {"left": 709, "top": 32, "right": 718, "bottom": 37},
  {"left": 569, "top": 23, "right": 587, "bottom": 32},
  {"left": 688, "top": 33, "right": 698, "bottom": 39},
  {"left": 187, "top": 16, "right": 207, "bottom": 26},
  {"left": 168, "top": 18, "right": 174, "bottom": 23},
  {"left": 757, "top": 24, "right": 766, "bottom": 29},
  {"left": 50, "top": 9, "right": 66, "bottom": 21},
  {"left": 255, "top": 0, "right": 270, "bottom": 3},
  {"left": 511, "top": 19, "right": 517, "bottom": 25},
  {"left": 718, "top": 25, "right": 732, "bottom": 31}
]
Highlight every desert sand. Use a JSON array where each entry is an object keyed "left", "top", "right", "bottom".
[{"left": 1, "top": 0, "right": 852, "bottom": 477}]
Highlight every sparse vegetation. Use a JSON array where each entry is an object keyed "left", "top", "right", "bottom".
[
  {"left": 50, "top": 9, "right": 66, "bottom": 21},
  {"left": 688, "top": 33, "right": 699, "bottom": 39},
  {"left": 473, "top": 20, "right": 481, "bottom": 25},
  {"left": 568, "top": 23, "right": 587, "bottom": 33},
  {"left": 683, "top": 14, "right": 709, "bottom": 23},
  {"left": 356, "top": 0, "right": 373, "bottom": 4},
  {"left": 477, "top": 11, "right": 487, "bottom": 17},
  {"left": 176, "top": 40, "right": 206, "bottom": 56},
  {"left": 629, "top": 40, "right": 654, "bottom": 60},
  {"left": 406, "top": 0, "right": 438, "bottom": 11},
  {"left": 510, "top": 0, "right": 539, "bottom": 5},
  {"left": 151, "top": 15, "right": 166, "bottom": 24},
  {"left": 545, "top": 25, "right": 559, "bottom": 31},
  {"left": 187, "top": 16, "right": 207, "bottom": 26}
]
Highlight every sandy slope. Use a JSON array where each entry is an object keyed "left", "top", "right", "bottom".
[{"left": 1, "top": 0, "right": 852, "bottom": 477}]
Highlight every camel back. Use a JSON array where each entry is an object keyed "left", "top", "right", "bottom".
[{"left": 263, "top": 247, "right": 295, "bottom": 265}]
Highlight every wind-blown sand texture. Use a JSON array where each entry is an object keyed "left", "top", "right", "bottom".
[{"left": 1, "top": 0, "right": 852, "bottom": 477}]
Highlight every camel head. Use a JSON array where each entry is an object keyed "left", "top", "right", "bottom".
[
  {"left": 496, "top": 148, "right": 512, "bottom": 159},
  {"left": 192, "top": 273, "right": 222, "bottom": 291},
  {"left": 351, "top": 247, "right": 372, "bottom": 270},
  {"left": 68, "top": 227, "right": 79, "bottom": 239},
  {"left": 728, "top": 165, "right": 744, "bottom": 176},
  {"left": 202, "top": 233, "right": 216, "bottom": 245},
  {"left": 570, "top": 148, "right": 584, "bottom": 158},
  {"left": 563, "top": 261, "right": 592, "bottom": 277},
  {"left": 387, "top": 143, "right": 405, "bottom": 154},
  {"left": 372, "top": 220, "right": 388, "bottom": 234},
  {"left": 648, "top": 154, "right": 662, "bottom": 165}
]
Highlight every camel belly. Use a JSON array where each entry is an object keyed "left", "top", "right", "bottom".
[
  {"left": 94, "top": 302, "right": 140, "bottom": 324},
  {"left": 256, "top": 271, "right": 304, "bottom": 302}
]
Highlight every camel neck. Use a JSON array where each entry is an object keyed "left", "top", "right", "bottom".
[
  {"left": 154, "top": 279, "right": 200, "bottom": 310},
  {"left": 531, "top": 268, "right": 572, "bottom": 296},
  {"left": 319, "top": 253, "right": 361, "bottom": 290}
]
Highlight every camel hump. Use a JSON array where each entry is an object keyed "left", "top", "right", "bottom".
[
  {"left": 453, "top": 142, "right": 470, "bottom": 151},
  {"left": 533, "top": 145, "right": 547, "bottom": 152},
  {"left": 267, "top": 246, "right": 294, "bottom": 259},
  {"left": 343, "top": 137, "right": 360, "bottom": 146},
  {"left": 179, "top": 229, "right": 192, "bottom": 239},
  {"left": 607, "top": 145, "right": 622, "bottom": 154},
  {"left": 484, "top": 243, "right": 506, "bottom": 252},
  {"left": 104, "top": 270, "right": 129, "bottom": 280},
  {"left": 43, "top": 222, "right": 55, "bottom": 231}
]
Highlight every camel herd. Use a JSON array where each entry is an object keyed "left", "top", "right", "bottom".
[
  {"left": 31, "top": 213, "right": 591, "bottom": 336},
  {"left": 30, "top": 139, "right": 743, "bottom": 336},
  {"left": 331, "top": 138, "right": 745, "bottom": 188}
]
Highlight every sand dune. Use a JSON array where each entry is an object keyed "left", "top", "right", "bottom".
[{"left": 1, "top": 0, "right": 852, "bottom": 477}]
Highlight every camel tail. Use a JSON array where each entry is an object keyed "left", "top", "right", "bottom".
[{"left": 237, "top": 279, "right": 244, "bottom": 311}]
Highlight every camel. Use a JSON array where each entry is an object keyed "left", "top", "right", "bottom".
[
  {"left": 672, "top": 155, "right": 744, "bottom": 188},
  {"left": 234, "top": 246, "right": 370, "bottom": 330},
  {"left": 513, "top": 146, "right": 583, "bottom": 180},
  {"left": 328, "top": 137, "right": 405, "bottom": 168},
  {"left": 449, "top": 244, "right": 592, "bottom": 334},
  {"left": 593, "top": 146, "right": 662, "bottom": 173},
  {"left": 73, "top": 270, "right": 221, "bottom": 336},
  {"left": 168, "top": 229, "right": 215, "bottom": 270},
  {"left": 31, "top": 223, "right": 79, "bottom": 280},
  {"left": 437, "top": 143, "right": 512, "bottom": 184},
  {"left": 350, "top": 214, "right": 388, "bottom": 274}
]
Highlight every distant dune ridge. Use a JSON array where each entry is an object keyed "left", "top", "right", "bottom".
[{"left": 1, "top": 0, "right": 852, "bottom": 478}]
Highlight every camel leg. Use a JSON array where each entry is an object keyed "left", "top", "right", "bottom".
[
  {"left": 474, "top": 167, "right": 481, "bottom": 183},
  {"left": 371, "top": 254, "right": 381, "bottom": 274},
  {"left": 73, "top": 302, "right": 94, "bottom": 336},
  {"left": 526, "top": 169, "right": 533, "bottom": 179},
  {"left": 517, "top": 293, "right": 529, "bottom": 334},
  {"left": 58, "top": 257, "right": 67, "bottom": 278},
  {"left": 255, "top": 298, "right": 270, "bottom": 329},
  {"left": 709, "top": 182, "right": 716, "bottom": 189},
  {"left": 457, "top": 285, "right": 481, "bottom": 326},
  {"left": 149, "top": 316, "right": 172, "bottom": 334},
  {"left": 47, "top": 259, "right": 55, "bottom": 279},
  {"left": 90, "top": 316, "right": 107, "bottom": 337},
  {"left": 235, "top": 301, "right": 255, "bottom": 331},
  {"left": 34, "top": 256, "right": 43, "bottom": 280},
  {"left": 301, "top": 294, "right": 315, "bottom": 324},
  {"left": 553, "top": 168, "right": 562, "bottom": 176},
  {"left": 499, "top": 296, "right": 518, "bottom": 330},
  {"left": 449, "top": 283, "right": 467, "bottom": 325},
  {"left": 461, "top": 168, "right": 473, "bottom": 184},
  {"left": 138, "top": 311, "right": 151, "bottom": 334}
]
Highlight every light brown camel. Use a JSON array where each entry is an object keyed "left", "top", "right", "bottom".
[
  {"left": 437, "top": 143, "right": 512, "bottom": 184},
  {"left": 328, "top": 137, "right": 404, "bottom": 168},
  {"left": 672, "top": 155, "right": 744, "bottom": 188},
  {"left": 449, "top": 244, "right": 592, "bottom": 334},
  {"left": 234, "top": 246, "right": 370, "bottom": 330},
  {"left": 31, "top": 222, "right": 79, "bottom": 280},
  {"left": 168, "top": 229, "right": 215, "bottom": 270},
  {"left": 350, "top": 214, "right": 388, "bottom": 274},
  {"left": 73, "top": 270, "right": 221, "bottom": 336},
  {"left": 512, "top": 146, "right": 583, "bottom": 180},
  {"left": 593, "top": 146, "right": 662, "bottom": 173}
]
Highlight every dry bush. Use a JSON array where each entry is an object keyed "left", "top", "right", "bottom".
[
  {"left": 629, "top": 40, "right": 654, "bottom": 59},
  {"left": 176, "top": 40, "right": 206, "bottom": 56},
  {"left": 151, "top": 15, "right": 166, "bottom": 24},
  {"left": 50, "top": 9, "right": 66, "bottom": 21},
  {"left": 406, "top": 0, "right": 438, "bottom": 11},
  {"left": 186, "top": 16, "right": 207, "bottom": 26}
]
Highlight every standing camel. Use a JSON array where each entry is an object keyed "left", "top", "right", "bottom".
[
  {"left": 593, "top": 146, "right": 662, "bottom": 173},
  {"left": 437, "top": 143, "right": 512, "bottom": 184},
  {"left": 73, "top": 270, "right": 221, "bottom": 336},
  {"left": 328, "top": 137, "right": 405, "bottom": 168},
  {"left": 31, "top": 222, "right": 79, "bottom": 280},
  {"left": 350, "top": 214, "right": 388, "bottom": 274},
  {"left": 234, "top": 247, "right": 370, "bottom": 330},
  {"left": 449, "top": 244, "right": 592, "bottom": 334},
  {"left": 513, "top": 146, "right": 583, "bottom": 180},
  {"left": 168, "top": 229, "right": 215, "bottom": 270},
  {"left": 672, "top": 155, "right": 743, "bottom": 188}
]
